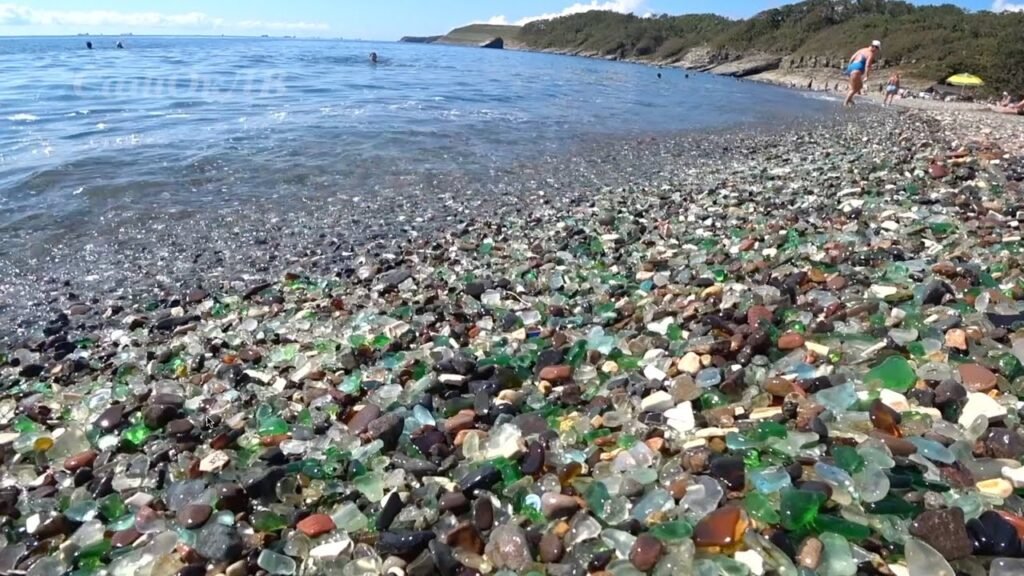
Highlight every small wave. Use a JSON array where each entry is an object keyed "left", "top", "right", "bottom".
[{"left": 7, "top": 114, "right": 38, "bottom": 122}]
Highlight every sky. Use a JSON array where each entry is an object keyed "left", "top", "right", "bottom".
[{"left": 0, "top": 0, "right": 1016, "bottom": 40}]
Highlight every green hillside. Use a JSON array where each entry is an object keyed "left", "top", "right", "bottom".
[{"left": 513, "top": 0, "right": 1024, "bottom": 93}]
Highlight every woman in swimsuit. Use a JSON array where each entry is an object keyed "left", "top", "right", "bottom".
[
  {"left": 884, "top": 73, "right": 900, "bottom": 106},
  {"left": 845, "top": 40, "right": 881, "bottom": 107}
]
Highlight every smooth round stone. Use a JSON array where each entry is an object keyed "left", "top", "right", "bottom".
[
  {"left": 177, "top": 504, "right": 213, "bottom": 529},
  {"left": 959, "top": 363, "right": 998, "bottom": 393},
  {"left": 629, "top": 534, "right": 663, "bottom": 571},
  {"left": 709, "top": 456, "right": 746, "bottom": 491},
  {"left": 296, "top": 514, "right": 336, "bottom": 538},
  {"left": 541, "top": 493, "right": 580, "bottom": 519}
]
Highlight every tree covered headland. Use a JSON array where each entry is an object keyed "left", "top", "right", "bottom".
[{"left": 516, "top": 0, "right": 1024, "bottom": 93}]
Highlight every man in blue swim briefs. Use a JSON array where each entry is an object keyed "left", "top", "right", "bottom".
[{"left": 844, "top": 40, "right": 881, "bottom": 107}]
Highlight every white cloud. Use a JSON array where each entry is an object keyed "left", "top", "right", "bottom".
[
  {"left": 0, "top": 3, "right": 327, "bottom": 32},
  {"left": 993, "top": 0, "right": 1024, "bottom": 11},
  {"left": 481, "top": 0, "right": 647, "bottom": 27}
]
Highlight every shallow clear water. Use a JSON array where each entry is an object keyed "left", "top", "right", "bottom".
[{"left": 0, "top": 36, "right": 831, "bottom": 253}]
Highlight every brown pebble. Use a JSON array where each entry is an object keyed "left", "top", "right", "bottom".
[
  {"left": 764, "top": 376, "right": 796, "bottom": 397},
  {"left": 693, "top": 506, "right": 745, "bottom": 549},
  {"left": 629, "top": 533, "right": 664, "bottom": 571},
  {"left": 825, "top": 276, "right": 848, "bottom": 291},
  {"left": 447, "top": 522, "right": 485, "bottom": 554},
  {"left": 539, "top": 532, "right": 564, "bottom": 563},
  {"left": 798, "top": 537, "right": 823, "bottom": 569},
  {"left": 945, "top": 329, "right": 968, "bottom": 351},
  {"left": 177, "top": 504, "right": 213, "bottom": 529},
  {"left": 958, "top": 363, "right": 998, "bottom": 393},
  {"left": 868, "top": 431, "right": 917, "bottom": 457},
  {"left": 439, "top": 492, "right": 469, "bottom": 514},
  {"left": 444, "top": 409, "right": 476, "bottom": 435},
  {"left": 746, "top": 305, "right": 773, "bottom": 327},
  {"left": 296, "top": 513, "right": 335, "bottom": 538},
  {"left": 539, "top": 365, "right": 573, "bottom": 382},
  {"left": 474, "top": 497, "right": 494, "bottom": 530},
  {"left": 347, "top": 404, "right": 382, "bottom": 434},
  {"left": 777, "top": 332, "right": 805, "bottom": 351},
  {"left": 909, "top": 507, "right": 973, "bottom": 560},
  {"left": 63, "top": 450, "right": 97, "bottom": 472},
  {"left": 111, "top": 527, "right": 142, "bottom": 549}
]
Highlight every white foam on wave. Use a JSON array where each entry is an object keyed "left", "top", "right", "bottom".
[{"left": 7, "top": 113, "right": 38, "bottom": 122}]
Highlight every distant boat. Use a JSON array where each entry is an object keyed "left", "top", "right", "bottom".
[{"left": 261, "top": 34, "right": 269, "bottom": 38}]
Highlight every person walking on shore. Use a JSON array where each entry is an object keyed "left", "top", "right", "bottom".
[
  {"left": 884, "top": 72, "right": 900, "bottom": 106},
  {"left": 844, "top": 40, "right": 880, "bottom": 107}
]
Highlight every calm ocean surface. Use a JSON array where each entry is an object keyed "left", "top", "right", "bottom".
[{"left": 0, "top": 36, "right": 832, "bottom": 262}]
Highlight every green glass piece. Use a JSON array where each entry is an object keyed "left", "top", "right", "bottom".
[
  {"left": 780, "top": 489, "right": 826, "bottom": 531},
  {"left": 354, "top": 472, "right": 385, "bottom": 502},
  {"left": 833, "top": 446, "right": 865, "bottom": 475},
  {"left": 743, "top": 450, "right": 762, "bottom": 470},
  {"left": 667, "top": 324, "right": 683, "bottom": 342},
  {"left": 864, "top": 356, "right": 916, "bottom": 392},
  {"left": 862, "top": 494, "right": 921, "bottom": 518},
  {"left": 566, "top": 340, "right": 588, "bottom": 367},
  {"left": 252, "top": 510, "right": 287, "bottom": 532},
  {"left": 751, "top": 421, "right": 788, "bottom": 442},
  {"left": 617, "top": 355, "right": 641, "bottom": 371},
  {"left": 813, "top": 515, "right": 871, "bottom": 541},
  {"left": 583, "top": 428, "right": 611, "bottom": 443},
  {"left": 12, "top": 415, "right": 38, "bottom": 433},
  {"left": 98, "top": 494, "right": 126, "bottom": 520},
  {"left": 371, "top": 334, "right": 392, "bottom": 349},
  {"left": 700, "top": 389, "right": 728, "bottom": 410},
  {"left": 258, "top": 417, "right": 289, "bottom": 437},
  {"left": 297, "top": 408, "right": 314, "bottom": 428},
  {"left": 617, "top": 434, "right": 638, "bottom": 450},
  {"left": 744, "top": 492, "right": 781, "bottom": 525},
  {"left": 585, "top": 481, "right": 611, "bottom": 514},
  {"left": 650, "top": 519, "right": 694, "bottom": 542},
  {"left": 492, "top": 457, "right": 523, "bottom": 485},
  {"left": 930, "top": 222, "right": 956, "bottom": 236},
  {"left": 109, "top": 514, "right": 136, "bottom": 531},
  {"left": 78, "top": 538, "right": 111, "bottom": 560},
  {"left": 121, "top": 423, "right": 152, "bottom": 447}
]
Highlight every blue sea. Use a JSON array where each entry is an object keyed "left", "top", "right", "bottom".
[{"left": 0, "top": 37, "right": 830, "bottom": 240}]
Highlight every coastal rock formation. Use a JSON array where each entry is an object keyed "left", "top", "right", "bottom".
[
  {"left": 707, "top": 55, "right": 783, "bottom": 78},
  {"left": 480, "top": 37, "right": 504, "bottom": 49},
  {"left": 399, "top": 35, "right": 441, "bottom": 44}
]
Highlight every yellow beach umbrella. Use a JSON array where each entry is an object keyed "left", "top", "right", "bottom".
[{"left": 946, "top": 73, "right": 985, "bottom": 87}]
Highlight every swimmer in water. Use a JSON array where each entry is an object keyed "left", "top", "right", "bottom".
[
  {"left": 86, "top": 41, "right": 93, "bottom": 49},
  {"left": 844, "top": 40, "right": 880, "bottom": 107},
  {"left": 370, "top": 52, "right": 378, "bottom": 64}
]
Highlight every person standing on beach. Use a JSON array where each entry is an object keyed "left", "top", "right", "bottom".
[
  {"left": 884, "top": 72, "right": 900, "bottom": 106},
  {"left": 844, "top": 40, "right": 880, "bottom": 107}
]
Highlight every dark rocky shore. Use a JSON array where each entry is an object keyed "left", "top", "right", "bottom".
[{"left": 3, "top": 107, "right": 1024, "bottom": 575}]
